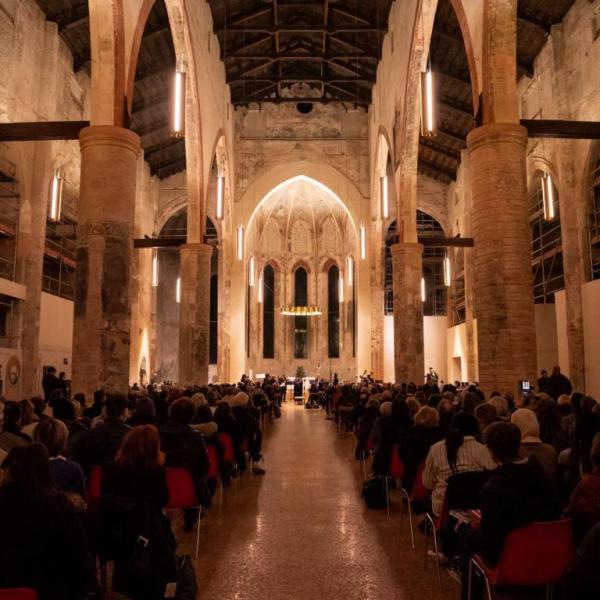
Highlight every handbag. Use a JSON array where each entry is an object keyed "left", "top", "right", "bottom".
[{"left": 361, "top": 476, "right": 387, "bottom": 509}]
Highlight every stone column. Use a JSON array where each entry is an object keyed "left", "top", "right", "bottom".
[
  {"left": 71, "top": 126, "right": 140, "bottom": 400},
  {"left": 178, "top": 242, "right": 212, "bottom": 385},
  {"left": 467, "top": 124, "right": 537, "bottom": 396},
  {"left": 391, "top": 242, "right": 424, "bottom": 384}
]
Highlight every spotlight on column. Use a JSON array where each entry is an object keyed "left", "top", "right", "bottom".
[
  {"left": 443, "top": 256, "right": 451, "bottom": 287},
  {"left": 258, "top": 272, "right": 263, "bottom": 304},
  {"left": 171, "top": 60, "right": 186, "bottom": 138},
  {"left": 339, "top": 276, "right": 344, "bottom": 303},
  {"left": 542, "top": 172, "right": 556, "bottom": 221},
  {"left": 248, "top": 256, "right": 255, "bottom": 287},
  {"left": 48, "top": 169, "right": 63, "bottom": 222},
  {"left": 236, "top": 225, "right": 244, "bottom": 261},
  {"left": 176, "top": 276, "right": 181, "bottom": 303},
  {"left": 216, "top": 175, "right": 224, "bottom": 220},
  {"left": 381, "top": 174, "right": 389, "bottom": 219},
  {"left": 421, "top": 277, "right": 426, "bottom": 303},
  {"left": 420, "top": 68, "right": 436, "bottom": 137},
  {"left": 346, "top": 255, "right": 354, "bottom": 287},
  {"left": 152, "top": 251, "right": 159, "bottom": 288},
  {"left": 360, "top": 222, "right": 367, "bottom": 261}
]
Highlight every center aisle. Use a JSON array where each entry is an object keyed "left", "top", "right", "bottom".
[{"left": 191, "top": 404, "right": 455, "bottom": 599}]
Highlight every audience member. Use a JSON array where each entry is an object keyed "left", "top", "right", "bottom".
[
  {"left": 546, "top": 365, "right": 573, "bottom": 401},
  {"left": 126, "top": 395, "right": 157, "bottom": 426}
]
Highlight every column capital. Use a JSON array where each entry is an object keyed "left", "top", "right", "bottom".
[
  {"left": 467, "top": 123, "right": 528, "bottom": 152},
  {"left": 79, "top": 125, "right": 140, "bottom": 155},
  {"left": 390, "top": 241, "right": 423, "bottom": 258}
]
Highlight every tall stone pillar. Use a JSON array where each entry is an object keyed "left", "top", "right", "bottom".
[
  {"left": 71, "top": 126, "right": 140, "bottom": 400},
  {"left": 467, "top": 124, "right": 536, "bottom": 396},
  {"left": 178, "top": 243, "right": 212, "bottom": 385},
  {"left": 391, "top": 242, "right": 424, "bottom": 384}
]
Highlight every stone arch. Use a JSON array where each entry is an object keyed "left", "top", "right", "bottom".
[
  {"left": 321, "top": 257, "right": 340, "bottom": 273},
  {"left": 291, "top": 259, "right": 312, "bottom": 275}
]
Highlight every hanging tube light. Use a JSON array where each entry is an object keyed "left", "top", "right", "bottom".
[
  {"left": 421, "top": 277, "right": 426, "bottom": 303},
  {"left": 542, "top": 172, "right": 556, "bottom": 221},
  {"left": 381, "top": 174, "right": 389, "bottom": 219},
  {"left": 420, "top": 68, "right": 436, "bottom": 137},
  {"left": 360, "top": 222, "right": 367, "bottom": 261},
  {"left": 216, "top": 175, "right": 224, "bottom": 220},
  {"left": 236, "top": 224, "right": 244, "bottom": 261},
  {"left": 171, "top": 62, "right": 186, "bottom": 137},
  {"left": 152, "top": 251, "right": 159, "bottom": 288},
  {"left": 339, "top": 276, "right": 344, "bottom": 303},
  {"left": 48, "top": 169, "right": 63, "bottom": 222},
  {"left": 443, "top": 255, "right": 451, "bottom": 287},
  {"left": 175, "top": 276, "right": 181, "bottom": 303},
  {"left": 346, "top": 255, "right": 354, "bottom": 287},
  {"left": 248, "top": 256, "right": 255, "bottom": 287}
]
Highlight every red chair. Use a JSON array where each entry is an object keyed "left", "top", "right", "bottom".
[
  {"left": 0, "top": 590, "right": 38, "bottom": 600},
  {"left": 384, "top": 445, "right": 404, "bottom": 516},
  {"left": 165, "top": 468, "right": 203, "bottom": 559},
  {"left": 468, "top": 519, "right": 574, "bottom": 600},
  {"left": 87, "top": 465, "right": 103, "bottom": 502},
  {"left": 399, "top": 461, "right": 428, "bottom": 549},
  {"left": 205, "top": 446, "right": 225, "bottom": 512},
  {"left": 218, "top": 433, "right": 235, "bottom": 463},
  {"left": 423, "top": 491, "right": 449, "bottom": 592}
]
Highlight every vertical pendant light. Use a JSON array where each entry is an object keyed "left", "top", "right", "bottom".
[
  {"left": 421, "top": 277, "right": 426, "bottom": 303},
  {"left": 360, "top": 222, "right": 367, "bottom": 261},
  {"left": 175, "top": 276, "right": 181, "bottom": 303},
  {"left": 216, "top": 175, "right": 224, "bottom": 220},
  {"left": 420, "top": 68, "right": 436, "bottom": 137},
  {"left": 346, "top": 255, "right": 354, "bottom": 287},
  {"left": 152, "top": 251, "right": 159, "bottom": 288},
  {"left": 542, "top": 172, "right": 556, "bottom": 221},
  {"left": 443, "top": 255, "right": 451, "bottom": 287},
  {"left": 236, "top": 224, "right": 244, "bottom": 261},
  {"left": 381, "top": 174, "right": 389, "bottom": 219},
  {"left": 171, "top": 59, "right": 186, "bottom": 137},
  {"left": 339, "top": 276, "right": 344, "bottom": 303},
  {"left": 248, "top": 256, "right": 255, "bottom": 286},
  {"left": 48, "top": 169, "right": 63, "bottom": 222}
]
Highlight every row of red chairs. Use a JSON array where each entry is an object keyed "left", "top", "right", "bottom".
[{"left": 0, "top": 590, "right": 37, "bottom": 600}]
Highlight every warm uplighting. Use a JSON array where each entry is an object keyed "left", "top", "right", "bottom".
[
  {"left": 420, "top": 69, "right": 436, "bottom": 137},
  {"left": 346, "top": 255, "right": 354, "bottom": 287},
  {"left": 443, "top": 256, "right": 451, "bottom": 287},
  {"left": 258, "top": 273, "right": 263, "bottom": 304},
  {"left": 216, "top": 175, "right": 224, "bottom": 220},
  {"left": 248, "top": 256, "right": 255, "bottom": 287},
  {"left": 171, "top": 64, "right": 186, "bottom": 137},
  {"left": 542, "top": 172, "right": 556, "bottom": 221},
  {"left": 152, "top": 251, "right": 159, "bottom": 288},
  {"left": 381, "top": 174, "right": 389, "bottom": 219},
  {"left": 280, "top": 305, "right": 322, "bottom": 317},
  {"left": 360, "top": 222, "right": 367, "bottom": 260},
  {"left": 48, "top": 169, "right": 63, "bottom": 222},
  {"left": 338, "top": 276, "right": 344, "bottom": 303},
  {"left": 236, "top": 225, "right": 244, "bottom": 261},
  {"left": 175, "top": 276, "right": 181, "bottom": 303},
  {"left": 421, "top": 277, "right": 426, "bottom": 303}
]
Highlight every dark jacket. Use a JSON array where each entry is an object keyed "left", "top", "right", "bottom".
[
  {"left": 397, "top": 425, "right": 442, "bottom": 493},
  {"left": 69, "top": 418, "right": 130, "bottom": 475},
  {"left": 42, "top": 373, "right": 62, "bottom": 402},
  {"left": 546, "top": 373, "right": 573, "bottom": 401},
  {"left": 474, "top": 459, "right": 558, "bottom": 565},
  {"left": 215, "top": 414, "right": 247, "bottom": 471},
  {"left": 372, "top": 416, "right": 412, "bottom": 476},
  {"left": 0, "top": 484, "right": 92, "bottom": 599},
  {"left": 160, "top": 421, "right": 210, "bottom": 506},
  {"left": 101, "top": 462, "right": 169, "bottom": 508}
]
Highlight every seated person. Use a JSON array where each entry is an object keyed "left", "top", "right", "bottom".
[
  {"left": 231, "top": 392, "right": 265, "bottom": 474},
  {"left": 214, "top": 401, "right": 247, "bottom": 473},
  {"left": 69, "top": 392, "right": 130, "bottom": 475},
  {"left": 160, "top": 398, "right": 210, "bottom": 530},
  {"left": 355, "top": 398, "right": 380, "bottom": 460},
  {"left": 0, "top": 444, "right": 92, "bottom": 599},
  {"left": 53, "top": 397, "right": 87, "bottom": 439},
  {"left": 33, "top": 418, "right": 85, "bottom": 505},
  {"left": 126, "top": 395, "right": 157, "bottom": 427},
  {"left": 371, "top": 399, "right": 412, "bottom": 476},
  {"left": 1, "top": 401, "right": 31, "bottom": 442},
  {"left": 458, "top": 422, "right": 558, "bottom": 599},
  {"left": 562, "top": 521, "right": 600, "bottom": 600}
]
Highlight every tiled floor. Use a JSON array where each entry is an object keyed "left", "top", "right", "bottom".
[{"left": 174, "top": 404, "right": 459, "bottom": 600}]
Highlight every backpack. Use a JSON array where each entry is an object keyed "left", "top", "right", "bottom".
[{"left": 361, "top": 476, "right": 388, "bottom": 509}]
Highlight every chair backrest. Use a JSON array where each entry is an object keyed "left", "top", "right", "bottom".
[
  {"left": 0, "top": 589, "right": 38, "bottom": 600},
  {"left": 389, "top": 444, "right": 404, "bottom": 478},
  {"left": 206, "top": 446, "right": 219, "bottom": 480},
  {"left": 165, "top": 468, "right": 198, "bottom": 509},
  {"left": 411, "top": 462, "right": 429, "bottom": 502},
  {"left": 366, "top": 436, "right": 375, "bottom": 452},
  {"left": 218, "top": 433, "right": 235, "bottom": 463},
  {"left": 491, "top": 520, "right": 573, "bottom": 586},
  {"left": 88, "top": 465, "right": 103, "bottom": 502}
]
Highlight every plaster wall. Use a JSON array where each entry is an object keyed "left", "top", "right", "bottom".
[
  {"left": 582, "top": 278, "right": 600, "bottom": 399},
  {"left": 534, "top": 303, "right": 559, "bottom": 374},
  {"left": 38, "top": 292, "right": 73, "bottom": 381}
]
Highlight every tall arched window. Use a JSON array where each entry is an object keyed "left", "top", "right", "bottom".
[
  {"left": 588, "top": 153, "right": 600, "bottom": 280},
  {"left": 294, "top": 267, "right": 308, "bottom": 359},
  {"left": 209, "top": 274, "right": 218, "bottom": 364},
  {"left": 263, "top": 265, "right": 275, "bottom": 359},
  {"left": 327, "top": 264, "right": 340, "bottom": 358}
]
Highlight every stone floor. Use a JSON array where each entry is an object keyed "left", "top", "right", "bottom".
[{"left": 174, "top": 404, "right": 459, "bottom": 600}]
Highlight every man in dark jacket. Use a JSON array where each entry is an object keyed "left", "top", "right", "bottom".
[
  {"left": 546, "top": 365, "right": 572, "bottom": 401},
  {"left": 458, "top": 422, "right": 558, "bottom": 599},
  {"left": 160, "top": 398, "right": 210, "bottom": 530},
  {"left": 69, "top": 393, "right": 129, "bottom": 475},
  {"left": 42, "top": 367, "right": 62, "bottom": 403}
]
